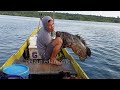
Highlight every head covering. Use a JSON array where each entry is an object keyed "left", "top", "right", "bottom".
[{"left": 42, "top": 16, "right": 53, "bottom": 31}]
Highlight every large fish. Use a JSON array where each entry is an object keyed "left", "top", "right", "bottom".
[{"left": 56, "top": 31, "right": 91, "bottom": 61}]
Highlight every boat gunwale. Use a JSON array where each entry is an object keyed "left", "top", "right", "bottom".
[
  {"left": 0, "top": 26, "right": 89, "bottom": 79},
  {"left": 0, "top": 27, "right": 41, "bottom": 70}
]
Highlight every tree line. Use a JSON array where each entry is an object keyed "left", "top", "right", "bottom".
[{"left": 0, "top": 11, "right": 120, "bottom": 23}]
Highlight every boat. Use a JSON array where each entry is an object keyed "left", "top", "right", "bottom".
[{"left": 0, "top": 26, "right": 89, "bottom": 79}]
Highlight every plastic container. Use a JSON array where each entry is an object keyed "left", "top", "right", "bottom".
[
  {"left": 28, "top": 45, "right": 41, "bottom": 59},
  {"left": 3, "top": 64, "right": 29, "bottom": 79},
  {"left": 29, "top": 35, "right": 37, "bottom": 46},
  {"left": 29, "top": 35, "right": 41, "bottom": 59}
]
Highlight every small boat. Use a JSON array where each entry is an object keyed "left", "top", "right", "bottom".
[{"left": 0, "top": 26, "right": 89, "bottom": 79}]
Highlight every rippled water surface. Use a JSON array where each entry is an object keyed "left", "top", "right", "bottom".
[{"left": 0, "top": 15, "right": 120, "bottom": 79}]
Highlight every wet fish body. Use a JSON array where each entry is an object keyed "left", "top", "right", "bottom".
[{"left": 56, "top": 31, "right": 91, "bottom": 61}]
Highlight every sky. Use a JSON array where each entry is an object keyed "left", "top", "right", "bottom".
[
  {"left": 39, "top": 11, "right": 120, "bottom": 18},
  {"left": 55, "top": 11, "right": 120, "bottom": 18}
]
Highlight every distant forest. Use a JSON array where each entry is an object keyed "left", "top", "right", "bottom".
[{"left": 0, "top": 11, "right": 120, "bottom": 23}]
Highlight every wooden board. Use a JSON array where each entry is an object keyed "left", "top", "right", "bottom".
[{"left": 15, "top": 57, "right": 76, "bottom": 75}]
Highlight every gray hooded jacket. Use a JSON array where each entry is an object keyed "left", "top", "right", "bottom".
[{"left": 37, "top": 16, "right": 53, "bottom": 56}]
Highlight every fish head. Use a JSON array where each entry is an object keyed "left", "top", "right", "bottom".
[
  {"left": 70, "top": 36, "right": 91, "bottom": 61},
  {"left": 71, "top": 42, "right": 87, "bottom": 61}
]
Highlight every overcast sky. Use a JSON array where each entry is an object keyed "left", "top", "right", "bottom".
[{"left": 55, "top": 11, "right": 120, "bottom": 18}]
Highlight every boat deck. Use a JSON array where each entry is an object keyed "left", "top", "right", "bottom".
[{"left": 14, "top": 56, "right": 77, "bottom": 79}]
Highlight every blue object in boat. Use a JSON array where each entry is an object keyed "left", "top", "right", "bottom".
[
  {"left": 8, "top": 75, "right": 23, "bottom": 79},
  {"left": 3, "top": 64, "right": 29, "bottom": 79}
]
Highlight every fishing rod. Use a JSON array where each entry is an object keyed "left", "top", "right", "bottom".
[
  {"left": 38, "top": 13, "right": 42, "bottom": 29},
  {"left": 51, "top": 11, "right": 56, "bottom": 39},
  {"left": 53, "top": 11, "right": 55, "bottom": 22}
]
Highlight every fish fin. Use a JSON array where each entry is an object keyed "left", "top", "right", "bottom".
[
  {"left": 75, "top": 35, "right": 86, "bottom": 45},
  {"left": 75, "top": 34, "right": 81, "bottom": 39},
  {"left": 86, "top": 47, "right": 91, "bottom": 56},
  {"left": 79, "top": 57, "right": 86, "bottom": 61}
]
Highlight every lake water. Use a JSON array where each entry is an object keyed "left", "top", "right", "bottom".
[{"left": 0, "top": 15, "right": 120, "bottom": 79}]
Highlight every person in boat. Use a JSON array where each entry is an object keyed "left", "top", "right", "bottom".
[{"left": 37, "top": 16, "right": 63, "bottom": 65}]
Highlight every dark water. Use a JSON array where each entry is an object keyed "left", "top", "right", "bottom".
[{"left": 0, "top": 15, "right": 120, "bottom": 79}]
